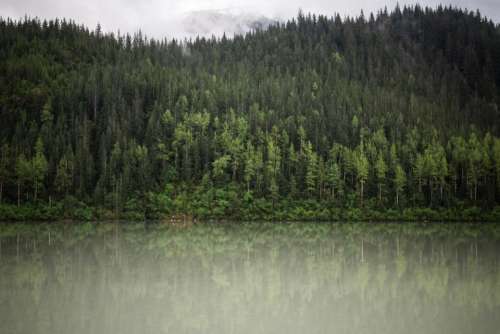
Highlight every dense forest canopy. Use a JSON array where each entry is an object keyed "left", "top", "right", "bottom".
[{"left": 1, "top": 5, "right": 500, "bottom": 220}]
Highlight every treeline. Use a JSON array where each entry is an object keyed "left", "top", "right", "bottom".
[{"left": 1, "top": 5, "right": 500, "bottom": 220}]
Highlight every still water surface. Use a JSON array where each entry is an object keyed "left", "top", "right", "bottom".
[{"left": 0, "top": 222, "right": 499, "bottom": 334}]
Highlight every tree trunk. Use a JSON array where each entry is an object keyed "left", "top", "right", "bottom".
[
  {"left": 461, "top": 166, "right": 464, "bottom": 193},
  {"left": 360, "top": 181, "right": 364, "bottom": 206},
  {"left": 17, "top": 182, "right": 21, "bottom": 207},
  {"left": 185, "top": 145, "right": 189, "bottom": 179},
  {"left": 0, "top": 181, "right": 2, "bottom": 203},
  {"left": 429, "top": 180, "right": 433, "bottom": 205},
  {"left": 396, "top": 189, "right": 399, "bottom": 206},
  {"left": 94, "top": 89, "right": 97, "bottom": 121},
  {"left": 378, "top": 183, "right": 382, "bottom": 203}
]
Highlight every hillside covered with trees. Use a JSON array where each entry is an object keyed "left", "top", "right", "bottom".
[{"left": 1, "top": 5, "right": 500, "bottom": 221}]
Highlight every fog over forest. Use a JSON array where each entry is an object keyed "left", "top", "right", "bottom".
[{"left": 1, "top": 0, "right": 500, "bottom": 39}]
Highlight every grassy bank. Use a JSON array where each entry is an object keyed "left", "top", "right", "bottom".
[{"left": 1, "top": 194, "right": 500, "bottom": 222}]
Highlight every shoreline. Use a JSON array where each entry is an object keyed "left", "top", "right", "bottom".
[{"left": 2, "top": 202, "right": 500, "bottom": 223}]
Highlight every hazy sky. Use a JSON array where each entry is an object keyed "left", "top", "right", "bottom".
[{"left": 1, "top": 0, "right": 499, "bottom": 39}]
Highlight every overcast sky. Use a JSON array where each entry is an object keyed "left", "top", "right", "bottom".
[{"left": 1, "top": 0, "right": 499, "bottom": 39}]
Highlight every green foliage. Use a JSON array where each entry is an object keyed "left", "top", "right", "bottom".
[
  {"left": 1, "top": 7, "right": 500, "bottom": 221},
  {"left": 394, "top": 164, "right": 406, "bottom": 206},
  {"left": 54, "top": 154, "right": 73, "bottom": 196}
]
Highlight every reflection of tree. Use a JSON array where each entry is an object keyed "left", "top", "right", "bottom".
[{"left": 0, "top": 222, "right": 499, "bottom": 333}]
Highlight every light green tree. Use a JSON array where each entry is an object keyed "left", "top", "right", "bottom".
[
  {"left": 244, "top": 141, "right": 257, "bottom": 193},
  {"left": 467, "top": 133, "right": 483, "bottom": 201},
  {"left": 354, "top": 144, "right": 369, "bottom": 205},
  {"left": 32, "top": 137, "right": 48, "bottom": 201},
  {"left": 304, "top": 141, "right": 318, "bottom": 197},
  {"left": 173, "top": 122, "right": 193, "bottom": 180},
  {"left": 394, "top": 164, "right": 406, "bottom": 206},
  {"left": 493, "top": 138, "right": 500, "bottom": 193},
  {"left": 266, "top": 137, "right": 281, "bottom": 204},
  {"left": 269, "top": 178, "right": 279, "bottom": 207},
  {"left": 375, "top": 153, "right": 387, "bottom": 203},
  {"left": 15, "top": 153, "right": 31, "bottom": 206},
  {"left": 421, "top": 146, "right": 438, "bottom": 203},
  {"left": 327, "top": 161, "right": 341, "bottom": 200},
  {"left": 54, "top": 154, "right": 73, "bottom": 197},
  {"left": 212, "top": 155, "right": 231, "bottom": 179},
  {"left": 449, "top": 136, "right": 467, "bottom": 194},
  {"left": 435, "top": 145, "right": 448, "bottom": 201}
]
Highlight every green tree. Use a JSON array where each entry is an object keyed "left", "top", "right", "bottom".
[
  {"left": 0, "top": 143, "right": 9, "bottom": 203},
  {"left": 354, "top": 144, "right": 369, "bottom": 205},
  {"left": 212, "top": 155, "right": 231, "bottom": 180},
  {"left": 375, "top": 153, "right": 387, "bottom": 203},
  {"left": 266, "top": 137, "right": 281, "bottom": 205},
  {"left": 414, "top": 154, "right": 425, "bottom": 194},
  {"left": 243, "top": 142, "right": 255, "bottom": 193},
  {"left": 304, "top": 141, "right": 318, "bottom": 197},
  {"left": 494, "top": 138, "right": 500, "bottom": 195},
  {"left": 435, "top": 145, "right": 448, "bottom": 201},
  {"left": 54, "top": 154, "right": 73, "bottom": 197},
  {"left": 15, "top": 153, "right": 31, "bottom": 206},
  {"left": 173, "top": 122, "right": 193, "bottom": 181},
  {"left": 327, "top": 161, "right": 341, "bottom": 201},
  {"left": 32, "top": 138, "right": 48, "bottom": 201},
  {"left": 394, "top": 164, "right": 406, "bottom": 206},
  {"left": 467, "top": 133, "right": 483, "bottom": 201},
  {"left": 449, "top": 136, "right": 467, "bottom": 194}
]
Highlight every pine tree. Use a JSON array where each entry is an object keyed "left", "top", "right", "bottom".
[
  {"left": 327, "top": 161, "right": 341, "bottom": 201},
  {"left": 493, "top": 138, "right": 500, "bottom": 196},
  {"left": 15, "top": 153, "right": 31, "bottom": 206},
  {"left": 375, "top": 153, "right": 387, "bottom": 203},
  {"left": 354, "top": 145, "right": 369, "bottom": 205},
  {"left": 55, "top": 155, "right": 73, "bottom": 197},
  {"left": 0, "top": 143, "right": 9, "bottom": 203},
  {"left": 32, "top": 137, "right": 48, "bottom": 201},
  {"left": 394, "top": 164, "right": 406, "bottom": 206},
  {"left": 467, "top": 133, "right": 483, "bottom": 201},
  {"left": 305, "top": 141, "right": 318, "bottom": 197},
  {"left": 244, "top": 141, "right": 257, "bottom": 193},
  {"left": 212, "top": 155, "right": 230, "bottom": 179}
]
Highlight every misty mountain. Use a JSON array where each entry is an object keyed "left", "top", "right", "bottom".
[{"left": 181, "top": 9, "right": 276, "bottom": 37}]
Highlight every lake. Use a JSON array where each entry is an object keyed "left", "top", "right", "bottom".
[{"left": 0, "top": 222, "right": 499, "bottom": 334}]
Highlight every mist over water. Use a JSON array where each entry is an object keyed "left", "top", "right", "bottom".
[{"left": 0, "top": 222, "right": 499, "bottom": 334}]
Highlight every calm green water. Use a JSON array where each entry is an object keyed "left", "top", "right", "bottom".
[{"left": 0, "top": 222, "right": 499, "bottom": 334}]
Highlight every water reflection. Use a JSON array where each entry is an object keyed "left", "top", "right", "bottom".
[{"left": 0, "top": 222, "right": 499, "bottom": 334}]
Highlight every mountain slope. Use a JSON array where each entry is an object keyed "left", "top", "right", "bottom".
[{"left": 1, "top": 5, "right": 500, "bottom": 220}]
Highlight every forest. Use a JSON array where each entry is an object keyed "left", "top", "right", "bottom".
[{"left": 1, "top": 5, "right": 500, "bottom": 221}]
